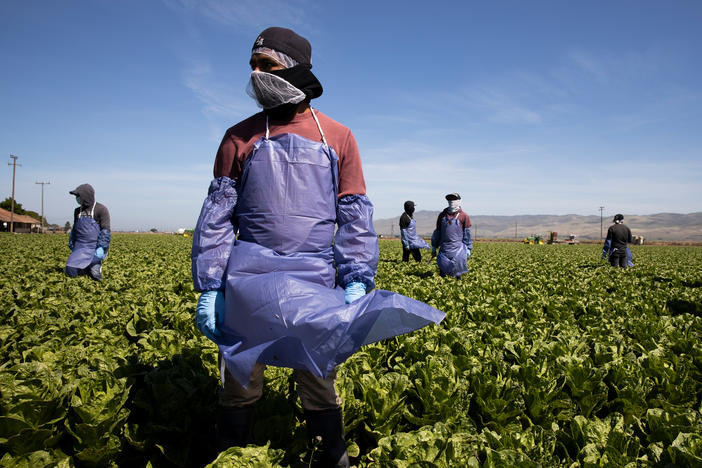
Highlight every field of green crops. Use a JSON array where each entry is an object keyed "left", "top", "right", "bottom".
[{"left": 1, "top": 233, "right": 702, "bottom": 467}]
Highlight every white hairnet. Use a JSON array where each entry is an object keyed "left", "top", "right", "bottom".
[{"left": 252, "top": 47, "right": 298, "bottom": 69}]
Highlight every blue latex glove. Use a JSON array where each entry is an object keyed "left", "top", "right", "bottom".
[
  {"left": 466, "top": 249, "right": 471, "bottom": 260},
  {"left": 196, "top": 290, "right": 225, "bottom": 342},
  {"left": 68, "top": 241, "right": 74, "bottom": 251},
  {"left": 431, "top": 248, "right": 437, "bottom": 257},
  {"left": 344, "top": 281, "right": 366, "bottom": 304},
  {"left": 95, "top": 247, "right": 106, "bottom": 260}
]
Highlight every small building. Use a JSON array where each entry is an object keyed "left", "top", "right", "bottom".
[{"left": 0, "top": 207, "right": 42, "bottom": 233}]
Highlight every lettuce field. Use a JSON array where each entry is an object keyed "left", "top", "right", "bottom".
[{"left": 2, "top": 233, "right": 702, "bottom": 467}]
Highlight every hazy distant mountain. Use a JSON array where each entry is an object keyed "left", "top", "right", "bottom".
[{"left": 374, "top": 211, "right": 702, "bottom": 242}]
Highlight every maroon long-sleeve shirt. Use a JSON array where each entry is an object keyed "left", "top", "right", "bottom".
[{"left": 213, "top": 109, "right": 366, "bottom": 198}]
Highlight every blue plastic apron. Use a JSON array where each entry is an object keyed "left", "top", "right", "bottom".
[
  {"left": 66, "top": 207, "right": 100, "bottom": 270},
  {"left": 217, "top": 110, "right": 445, "bottom": 386},
  {"left": 401, "top": 219, "right": 430, "bottom": 250},
  {"left": 436, "top": 215, "right": 468, "bottom": 277}
]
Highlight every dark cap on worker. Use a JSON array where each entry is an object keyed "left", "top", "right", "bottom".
[
  {"left": 613, "top": 213, "right": 624, "bottom": 222},
  {"left": 445, "top": 193, "right": 461, "bottom": 201},
  {"left": 252, "top": 27, "right": 312, "bottom": 65}
]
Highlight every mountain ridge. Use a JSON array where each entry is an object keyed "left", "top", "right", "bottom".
[{"left": 373, "top": 211, "right": 702, "bottom": 242}]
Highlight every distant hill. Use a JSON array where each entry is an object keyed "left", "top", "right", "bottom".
[{"left": 373, "top": 211, "right": 702, "bottom": 242}]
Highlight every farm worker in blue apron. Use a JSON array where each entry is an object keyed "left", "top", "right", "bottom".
[
  {"left": 602, "top": 213, "right": 633, "bottom": 267},
  {"left": 400, "top": 200, "right": 429, "bottom": 262},
  {"left": 65, "top": 184, "right": 111, "bottom": 281},
  {"left": 190, "top": 27, "right": 445, "bottom": 466},
  {"left": 431, "top": 193, "right": 473, "bottom": 278}
]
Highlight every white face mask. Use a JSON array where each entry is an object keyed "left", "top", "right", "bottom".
[
  {"left": 246, "top": 71, "right": 306, "bottom": 109},
  {"left": 75, "top": 196, "right": 82, "bottom": 205},
  {"left": 447, "top": 200, "right": 461, "bottom": 213}
]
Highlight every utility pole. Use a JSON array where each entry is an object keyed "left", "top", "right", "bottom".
[
  {"left": 514, "top": 220, "right": 517, "bottom": 240},
  {"left": 599, "top": 206, "right": 604, "bottom": 241},
  {"left": 8, "top": 155, "right": 21, "bottom": 233},
  {"left": 35, "top": 181, "right": 50, "bottom": 232}
]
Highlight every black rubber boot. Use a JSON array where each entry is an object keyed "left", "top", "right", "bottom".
[
  {"left": 216, "top": 404, "right": 255, "bottom": 452},
  {"left": 88, "top": 263, "right": 102, "bottom": 281},
  {"left": 304, "top": 407, "right": 350, "bottom": 468}
]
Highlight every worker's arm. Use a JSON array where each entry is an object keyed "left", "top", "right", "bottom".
[
  {"left": 94, "top": 203, "right": 111, "bottom": 253},
  {"left": 602, "top": 238, "right": 611, "bottom": 259},
  {"left": 333, "top": 129, "right": 378, "bottom": 292},
  {"left": 399, "top": 213, "right": 410, "bottom": 249},
  {"left": 461, "top": 212, "right": 473, "bottom": 251},
  {"left": 334, "top": 194, "right": 379, "bottom": 291},
  {"left": 191, "top": 177, "right": 238, "bottom": 292},
  {"left": 68, "top": 208, "right": 79, "bottom": 250},
  {"left": 430, "top": 213, "right": 443, "bottom": 256},
  {"left": 463, "top": 227, "right": 473, "bottom": 251}
]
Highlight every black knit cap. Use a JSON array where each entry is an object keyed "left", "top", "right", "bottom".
[{"left": 252, "top": 27, "right": 312, "bottom": 66}]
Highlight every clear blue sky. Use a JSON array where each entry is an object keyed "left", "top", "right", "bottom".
[{"left": 2, "top": 0, "right": 701, "bottom": 231}]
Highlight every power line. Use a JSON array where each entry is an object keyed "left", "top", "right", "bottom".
[
  {"left": 7, "top": 155, "right": 21, "bottom": 233},
  {"left": 36, "top": 181, "right": 50, "bottom": 232}
]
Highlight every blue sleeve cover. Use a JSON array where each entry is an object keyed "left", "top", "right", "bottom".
[
  {"left": 334, "top": 194, "right": 379, "bottom": 290},
  {"left": 463, "top": 227, "right": 473, "bottom": 250},
  {"left": 191, "top": 177, "right": 238, "bottom": 292},
  {"left": 431, "top": 229, "right": 440, "bottom": 249},
  {"left": 68, "top": 229, "right": 75, "bottom": 250},
  {"left": 400, "top": 228, "right": 408, "bottom": 248},
  {"left": 97, "top": 229, "right": 111, "bottom": 250}
]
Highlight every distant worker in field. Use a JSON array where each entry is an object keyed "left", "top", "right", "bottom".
[
  {"left": 190, "top": 26, "right": 444, "bottom": 466},
  {"left": 65, "top": 184, "right": 111, "bottom": 281},
  {"left": 430, "top": 193, "right": 472, "bottom": 278},
  {"left": 603, "top": 213, "right": 633, "bottom": 268},
  {"left": 400, "top": 200, "right": 429, "bottom": 262}
]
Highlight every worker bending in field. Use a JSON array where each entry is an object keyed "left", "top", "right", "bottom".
[
  {"left": 399, "top": 200, "right": 429, "bottom": 262},
  {"left": 603, "top": 213, "right": 633, "bottom": 268},
  {"left": 65, "top": 184, "right": 111, "bottom": 281},
  {"left": 431, "top": 193, "right": 472, "bottom": 278},
  {"left": 190, "top": 27, "right": 444, "bottom": 467}
]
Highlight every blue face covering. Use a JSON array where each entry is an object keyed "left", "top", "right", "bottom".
[{"left": 75, "top": 196, "right": 82, "bottom": 205}]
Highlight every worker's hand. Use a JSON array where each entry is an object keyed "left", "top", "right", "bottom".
[
  {"left": 431, "top": 248, "right": 437, "bottom": 257},
  {"left": 95, "top": 247, "right": 106, "bottom": 260},
  {"left": 402, "top": 242, "right": 409, "bottom": 250},
  {"left": 466, "top": 249, "right": 471, "bottom": 260},
  {"left": 68, "top": 240, "right": 74, "bottom": 251},
  {"left": 196, "top": 290, "right": 225, "bottom": 342},
  {"left": 344, "top": 282, "right": 366, "bottom": 304}
]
